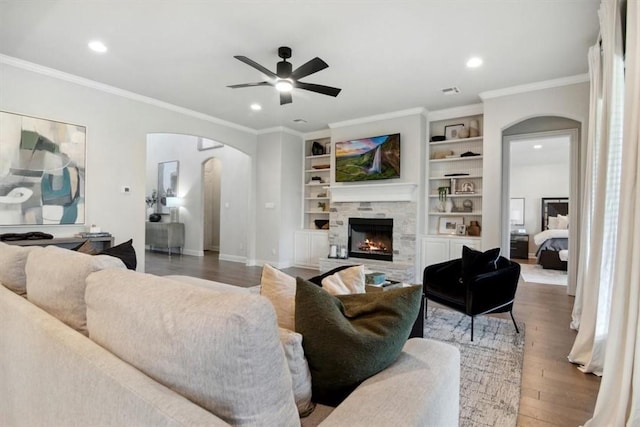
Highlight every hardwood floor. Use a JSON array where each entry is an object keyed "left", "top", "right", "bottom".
[{"left": 145, "top": 251, "right": 600, "bottom": 426}]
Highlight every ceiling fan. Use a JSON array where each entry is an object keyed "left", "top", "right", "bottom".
[{"left": 227, "top": 46, "right": 342, "bottom": 105}]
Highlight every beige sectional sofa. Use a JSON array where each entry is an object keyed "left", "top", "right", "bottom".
[{"left": 0, "top": 243, "right": 461, "bottom": 426}]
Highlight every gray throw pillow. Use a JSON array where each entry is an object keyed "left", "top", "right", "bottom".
[{"left": 294, "top": 277, "right": 421, "bottom": 406}]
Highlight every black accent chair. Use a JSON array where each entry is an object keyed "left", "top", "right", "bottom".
[{"left": 423, "top": 256, "right": 521, "bottom": 341}]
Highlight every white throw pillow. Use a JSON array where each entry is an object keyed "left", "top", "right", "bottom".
[
  {"left": 279, "top": 328, "right": 315, "bottom": 417},
  {"left": 547, "top": 216, "right": 559, "bottom": 230},
  {"left": 86, "top": 269, "right": 299, "bottom": 426},
  {"left": 0, "top": 242, "right": 42, "bottom": 295},
  {"left": 321, "top": 265, "right": 366, "bottom": 295},
  {"left": 557, "top": 214, "right": 569, "bottom": 229},
  {"left": 260, "top": 264, "right": 296, "bottom": 331},
  {"left": 26, "top": 245, "right": 126, "bottom": 334}
]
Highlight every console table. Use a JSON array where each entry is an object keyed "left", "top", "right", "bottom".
[
  {"left": 3, "top": 236, "right": 114, "bottom": 250},
  {"left": 145, "top": 222, "right": 184, "bottom": 256}
]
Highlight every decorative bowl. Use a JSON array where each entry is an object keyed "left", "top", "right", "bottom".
[{"left": 314, "top": 219, "right": 329, "bottom": 229}]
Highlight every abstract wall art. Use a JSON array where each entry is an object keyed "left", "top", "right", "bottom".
[{"left": 0, "top": 111, "right": 86, "bottom": 225}]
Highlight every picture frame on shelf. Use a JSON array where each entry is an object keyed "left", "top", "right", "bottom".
[
  {"left": 444, "top": 124, "right": 465, "bottom": 140},
  {"left": 438, "top": 216, "right": 464, "bottom": 235},
  {"left": 455, "top": 224, "right": 467, "bottom": 236},
  {"left": 456, "top": 181, "right": 475, "bottom": 194}
]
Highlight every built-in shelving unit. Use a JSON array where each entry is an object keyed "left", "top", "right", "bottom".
[
  {"left": 303, "top": 137, "right": 332, "bottom": 230},
  {"left": 422, "top": 110, "right": 484, "bottom": 268}
]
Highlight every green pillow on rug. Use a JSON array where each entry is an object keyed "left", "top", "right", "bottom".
[{"left": 294, "top": 277, "right": 421, "bottom": 406}]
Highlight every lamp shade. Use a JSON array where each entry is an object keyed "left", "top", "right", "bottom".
[{"left": 165, "top": 197, "right": 182, "bottom": 208}]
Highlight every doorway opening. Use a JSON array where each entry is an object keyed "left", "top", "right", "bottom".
[{"left": 203, "top": 157, "right": 222, "bottom": 252}]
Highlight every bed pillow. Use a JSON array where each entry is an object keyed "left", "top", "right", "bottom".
[
  {"left": 0, "top": 242, "right": 42, "bottom": 295},
  {"left": 557, "top": 214, "right": 569, "bottom": 229},
  {"left": 260, "top": 264, "right": 296, "bottom": 330},
  {"left": 320, "top": 265, "right": 365, "bottom": 295},
  {"left": 295, "top": 277, "right": 421, "bottom": 406},
  {"left": 547, "top": 216, "right": 559, "bottom": 230},
  {"left": 460, "top": 246, "right": 501, "bottom": 284}
]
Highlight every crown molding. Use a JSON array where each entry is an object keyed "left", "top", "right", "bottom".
[
  {"left": 0, "top": 54, "right": 258, "bottom": 135},
  {"left": 479, "top": 74, "right": 589, "bottom": 100},
  {"left": 256, "top": 126, "right": 303, "bottom": 137},
  {"left": 303, "top": 128, "right": 332, "bottom": 140},
  {"left": 328, "top": 107, "right": 428, "bottom": 129},
  {"left": 427, "top": 103, "right": 483, "bottom": 122}
]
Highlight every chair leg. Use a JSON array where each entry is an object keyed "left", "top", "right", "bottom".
[
  {"left": 471, "top": 316, "right": 474, "bottom": 341},
  {"left": 510, "top": 310, "right": 520, "bottom": 334}
]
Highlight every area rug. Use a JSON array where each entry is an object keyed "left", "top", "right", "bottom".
[
  {"left": 424, "top": 306, "right": 525, "bottom": 427},
  {"left": 519, "top": 263, "right": 567, "bottom": 286}
]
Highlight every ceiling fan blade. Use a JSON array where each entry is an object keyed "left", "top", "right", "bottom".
[
  {"left": 234, "top": 56, "right": 277, "bottom": 78},
  {"left": 280, "top": 92, "right": 292, "bottom": 105},
  {"left": 291, "top": 57, "right": 329, "bottom": 80},
  {"left": 296, "top": 82, "right": 342, "bottom": 97},
  {"left": 227, "top": 81, "right": 272, "bottom": 89}
]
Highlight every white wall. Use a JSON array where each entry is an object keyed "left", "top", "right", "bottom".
[
  {"left": 482, "top": 82, "right": 589, "bottom": 249},
  {"left": 510, "top": 162, "right": 569, "bottom": 253},
  {"left": 253, "top": 129, "right": 303, "bottom": 267},
  {"left": 146, "top": 134, "right": 251, "bottom": 259},
  {"left": 0, "top": 62, "right": 257, "bottom": 269}
]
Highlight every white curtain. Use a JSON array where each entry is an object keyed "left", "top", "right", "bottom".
[
  {"left": 568, "top": 0, "right": 625, "bottom": 375},
  {"left": 585, "top": 0, "right": 640, "bottom": 424}
]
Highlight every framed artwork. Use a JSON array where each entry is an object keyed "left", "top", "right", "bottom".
[
  {"left": 157, "top": 160, "right": 179, "bottom": 214},
  {"left": 510, "top": 197, "right": 525, "bottom": 226},
  {"left": 438, "top": 216, "right": 464, "bottom": 235},
  {"left": 0, "top": 111, "right": 86, "bottom": 225},
  {"left": 455, "top": 224, "right": 467, "bottom": 236},
  {"left": 444, "top": 124, "right": 465, "bottom": 140}
]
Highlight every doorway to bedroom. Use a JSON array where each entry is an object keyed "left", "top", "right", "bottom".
[{"left": 501, "top": 117, "right": 580, "bottom": 295}]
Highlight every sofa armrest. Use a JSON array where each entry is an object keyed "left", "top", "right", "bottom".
[{"left": 318, "top": 338, "right": 460, "bottom": 427}]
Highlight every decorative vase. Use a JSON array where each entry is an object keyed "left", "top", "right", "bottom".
[
  {"left": 469, "top": 120, "right": 480, "bottom": 137},
  {"left": 445, "top": 199, "right": 454, "bottom": 213},
  {"left": 311, "top": 141, "right": 325, "bottom": 155},
  {"left": 458, "top": 127, "right": 470, "bottom": 139},
  {"left": 467, "top": 220, "right": 481, "bottom": 236},
  {"left": 149, "top": 213, "right": 161, "bottom": 222}
]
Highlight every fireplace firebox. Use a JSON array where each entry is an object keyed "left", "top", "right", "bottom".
[{"left": 348, "top": 218, "right": 393, "bottom": 261}]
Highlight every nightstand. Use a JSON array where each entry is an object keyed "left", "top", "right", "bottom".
[{"left": 510, "top": 233, "right": 529, "bottom": 259}]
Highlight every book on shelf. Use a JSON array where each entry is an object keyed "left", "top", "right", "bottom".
[{"left": 76, "top": 232, "right": 112, "bottom": 238}]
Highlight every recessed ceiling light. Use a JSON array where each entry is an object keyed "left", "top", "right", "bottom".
[
  {"left": 88, "top": 40, "right": 108, "bottom": 53},
  {"left": 466, "top": 57, "right": 483, "bottom": 68},
  {"left": 250, "top": 103, "right": 262, "bottom": 111},
  {"left": 533, "top": 144, "right": 543, "bottom": 149}
]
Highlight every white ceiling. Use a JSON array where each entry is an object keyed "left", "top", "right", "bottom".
[
  {"left": 0, "top": 1, "right": 600, "bottom": 133},
  {"left": 510, "top": 135, "right": 571, "bottom": 167}
]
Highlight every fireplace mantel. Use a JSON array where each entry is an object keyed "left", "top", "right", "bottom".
[{"left": 330, "top": 183, "right": 418, "bottom": 203}]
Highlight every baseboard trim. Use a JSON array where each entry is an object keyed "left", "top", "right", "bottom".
[{"left": 218, "top": 253, "right": 247, "bottom": 263}]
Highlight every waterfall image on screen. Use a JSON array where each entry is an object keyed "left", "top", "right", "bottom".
[{"left": 335, "top": 133, "right": 400, "bottom": 182}]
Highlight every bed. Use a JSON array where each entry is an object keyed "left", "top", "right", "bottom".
[{"left": 533, "top": 197, "right": 569, "bottom": 270}]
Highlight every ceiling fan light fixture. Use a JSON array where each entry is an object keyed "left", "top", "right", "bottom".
[{"left": 275, "top": 79, "right": 293, "bottom": 92}]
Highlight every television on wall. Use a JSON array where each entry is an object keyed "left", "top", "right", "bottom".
[{"left": 335, "top": 133, "right": 400, "bottom": 182}]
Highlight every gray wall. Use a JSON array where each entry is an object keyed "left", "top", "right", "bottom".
[{"left": 1, "top": 61, "right": 257, "bottom": 269}]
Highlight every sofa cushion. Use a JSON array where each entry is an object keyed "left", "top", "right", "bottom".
[
  {"left": 98, "top": 239, "right": 137, "bottom": 270},
  {"left": 460, "top": 245, "right": 500, "bottom": 284},
  {"left": 307, "top": 265, "right": 356, "bottom": 286},
  {"left": 295, "top": 278, "right": 422, "bottom": 406},
  {"left": 279, "top": 328, "right": 315, "bottom": 417},
  {"left": 0, "top": 242, "right": 42, "bottom": 295},
  {"left": 26, "top": 246, "right": 125, "bottom": 334},
  {"left": 260, "top": 264, "right": 297, "bottom": 330},
  {"left": 85, "top": 269, "right": 299, "bottom": 427},
  {"left": 320, "top": 265, "right": 365, "bottom": 295}
]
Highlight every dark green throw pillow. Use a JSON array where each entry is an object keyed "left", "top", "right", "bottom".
[
  {"left": 294, "top": 277, "right": 421, "bottom": 406},
  {"left": 99, "top": 239, "right": 137, "bottom": 270},
  {"left": 460, "top": 245, "right": 500, "bottom": 284}
]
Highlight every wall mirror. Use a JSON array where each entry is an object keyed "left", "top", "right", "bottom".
[
  {"left": 157, "top": 160, "right": 179, "bottom": 214},
  {"left": 510, "top": 197, "right": 525, "bottom": 226}
]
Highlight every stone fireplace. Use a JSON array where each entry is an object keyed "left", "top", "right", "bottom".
[{"left": 348, "top": 218, "right": 393, "bottom": 261}]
